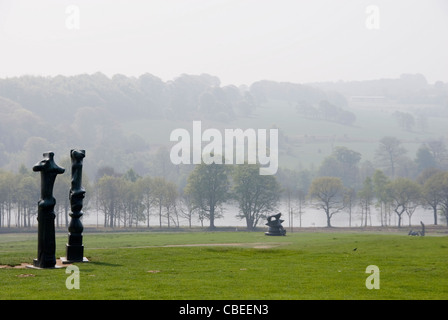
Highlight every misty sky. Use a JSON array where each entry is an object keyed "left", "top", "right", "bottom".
[{"left": 0, "top": 0, "right": 447, "bottom": 85}]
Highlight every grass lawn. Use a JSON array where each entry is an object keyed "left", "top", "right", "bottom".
[{"left": 0, "top": 231, "right": 447, "bottom": 300}]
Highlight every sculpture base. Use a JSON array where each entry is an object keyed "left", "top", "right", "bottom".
[
  {"left": 64, "top": 243, "right": 86, "bottom": 263},
  {"left": 60, "top": 256, "right": 89, "bottom": 264},
  {"left": 26, "top": 259, "right": 62, "bottom": 269},
  {"left": 265, "top": 230, "right": 286, "bottom": 236}
]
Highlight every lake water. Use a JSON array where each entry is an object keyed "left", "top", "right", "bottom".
[{"left": 81, "top": 201, "right": 437, "bottom": 229}]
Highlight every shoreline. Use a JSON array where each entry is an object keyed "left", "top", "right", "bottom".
[{"left": 1, "top": 224, "right": 447, "bottom": 235}]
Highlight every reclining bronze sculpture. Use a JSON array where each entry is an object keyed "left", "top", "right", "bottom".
[{"left": 265, "top": 212, "right": 286, "bottom": 236}]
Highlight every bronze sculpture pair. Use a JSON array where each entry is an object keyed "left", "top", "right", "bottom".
[{"left": 32, "top": 150, "right": 87, "bottom": 268}]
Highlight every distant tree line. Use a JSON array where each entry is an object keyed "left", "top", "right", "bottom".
[
  {"left": 1, "top": 73, "right": 448, "bottom": 229},
  {"left": 2, "top": 136, "right": 448, "bottom": 230},
  {"left": 296, "top": 100, "right": 356, "bottom": 126},
  {"left": 0, "top": 73, "right": 349, "bottom": 176},
  {"left": 313, "top": 74, "right": 448, "bottom": 107},
  {"left": 0, "top": 160, "right": 91, "bottom": 229}
]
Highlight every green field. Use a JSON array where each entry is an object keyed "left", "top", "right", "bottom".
[{"left": 1, "top": 230, "right": 447, "bottom": 300}]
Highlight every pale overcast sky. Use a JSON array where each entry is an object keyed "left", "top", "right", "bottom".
[{"left": 0, "top": 0, "right": 447, "bottom": 85}]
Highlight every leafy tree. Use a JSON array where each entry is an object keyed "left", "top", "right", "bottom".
[
  {"left": 318, "top": 100, "right": 339, "bottom": 121},
  {"left": 136, "top": 176, "right": 155, "bottom": 228},
  {"left": 53, "top": 164, "right": 71, "bottom": 228},
  {"left": 375, "top": 136, "right": 407, "bottom": 178},
  {"left": 17, "top": 175, "right": 39, "bottom": 227},
  {"left": 343, "top": 187, "right": 356, "bottom": 227},
  {"left": 163, "top": 181, "right": 178, "bottom": 228},
  {"left": 276, "top": 168, "right": 311, "bottom": 229},
  {"left": 0, "top": 171, "right": 17, "bottom": 228},
  {"left": 393, "top": 111, "right": 415, "bottom": 131},
  {"left": 232, "top": 164, "right": 282, "bottom": 230},
  {"left": 95, "top": 166, "right": 118, "bottom": 182},
  {"left": 152, "top": 177, "right": 168, "bottom": 228},
  {"left": 308, "top": 177, "right": 345, "bottom": 227},
  {"left": 437, "top": 172, "right": 448, "bottom": 226},
  {"left": 149, "top": 177, "right": 179, "bottom": 228},
  {"left": 386, "top": 178, "right": 421, "bottom": 227},
  {"left": 358, "top": 177, "right": 374, "bottom": 227},
  {"left": 123, "top": 168, "right": 140, "bottom": 182},
  {"left": 333, "top": 146, "right": 361, "bottom": 186},
  {"left": 415, "top": 145, "right": 437, "bottom": 172},
  {"left": 96, "top": 175, "right": 124, "bottom": 228},
  {"left": 177, "top": 192, "right": 199, "bottom": 228},
  {"left": 337, "top": 109, "right": 357, "bottom": 126},
  {"left": 318, "top": 146, "right": 361, "bottom": 188},
  {"left": 318, "top": 157, "right": 340, "bottom": 178},
  {"left": 296, "top": 100, "right": 318, "bottom": 118},
  {"left": 421, "top": 173, "right": 444, "bottom": 225},
  {"left": 149, "top": 147, "right": 178, "bottom": 181},
  {"left": 372, "top": 170, "right": 391, "bottom": 226},
  {"left": 184, "top": 161, "right": 229, "bottom": 229},
  {"left": 121, "top": 179, "right": 145, "bottom": 228},
  {"left": 416, "top": 167, "right": 442, "bottom": 185},
  {"left": 425, "top": 140, "right": 447, "bottom": 168}
]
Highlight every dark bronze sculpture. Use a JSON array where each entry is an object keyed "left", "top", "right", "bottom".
[
  {"left": 63, "top": 149, "right": 88, "bottom": 263},
  {"left": 32, "top": 152, "right": 65, "bottom": 268},
  {"left": 265, "top": 212, "right": 286, "bottom": 236},
  {"left": 408, "top": 221, "right": 425, "bottom": 236}
]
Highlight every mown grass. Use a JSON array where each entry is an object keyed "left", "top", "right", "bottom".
[{"left": 0, "top": 231, "right": 447, "bottom": 300}]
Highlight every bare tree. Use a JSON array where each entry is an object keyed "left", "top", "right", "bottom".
[
  {"left": 136, "top": 176, "right": 155, "bottom": 228},
  {"left": 177, "top": 193, "right": 198, "bottom": 228},
  {"left": 358, "top": 177, "right": 374, "bottom": 227},
  {"left": 386, "top": 178, "right": 421, "bottom": 227},
  {"left": 308, "top": 177, "right": 345, "bottom": 227},
  {"left": 343, "top": 188, "right": 356, "bottom": 227}
]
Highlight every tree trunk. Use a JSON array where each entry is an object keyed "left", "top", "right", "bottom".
[
  {"left": 433, "top": 206, "right": 438, "bottom": 225},
  {"left": 397, "top": 211, "right": 403, "bottom": 227},
  {"left": 167, "top": 208, "right": 170, "bottom": 228},
  {"left": 326, "top": 208, "right": 332, "bottom": 227},
  {"left": 380, "top": 203, "right": 383, "bottom": 226},
  {"left": 109, "top": 202, "right": 114, "bottom": 228},
  {"left": 209, "top": 206, "right": 215, "bottom": 229},
  {"left": 7, "top": 202, "right": 11, "bottom": 228},
  {"left": 159, "top": 202, "right": 162, "bottom": 228},
  {"left": 64, "top": 201, "right": 69, "bottom": 228},
  {"left": 27, "top": 207, "right": 31, "bottom": 228}
]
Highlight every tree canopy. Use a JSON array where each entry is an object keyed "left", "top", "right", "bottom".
[
  {"left": 308, "top": 176, "right": 345, "bottom": 227},
  {"left": 184, "top": 161, "right": 230, "bottom": 229},
  {"left": 232, "top": 164, "right": 282, "bottom": 230}
]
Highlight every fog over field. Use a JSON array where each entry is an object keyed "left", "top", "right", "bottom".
[{"left": 0, "top": 1, "right": 447, "bottom": 230}]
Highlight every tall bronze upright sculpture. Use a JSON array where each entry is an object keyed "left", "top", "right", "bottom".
[
  {"left": 32, "top": 152, "right": 65, "bottom": 268},
  {"left": 63, "top": 149, "right": 88, "bottom": 263}
]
